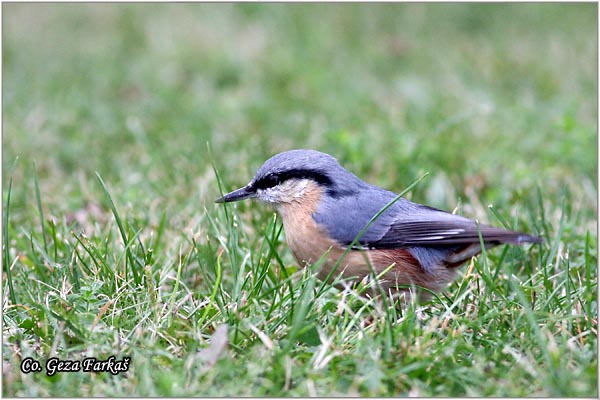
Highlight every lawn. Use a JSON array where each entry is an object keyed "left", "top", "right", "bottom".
[{"left": 2, "top": 3, "right": 597, "bottom": 397}]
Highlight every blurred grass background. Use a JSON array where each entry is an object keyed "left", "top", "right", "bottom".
[
  {"left": 4, "top": 3, "right": 596, "bottom": 216},
  {"left": 2, "top": 3, "right": 597, "bottom": 397}
]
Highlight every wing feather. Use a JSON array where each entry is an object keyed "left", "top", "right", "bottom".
[
  {"left": 369, "top": 218, "right": 542, "bottom": 248},
  {"left": 313, "top": 185, "right": 541, "bottom": 249}
]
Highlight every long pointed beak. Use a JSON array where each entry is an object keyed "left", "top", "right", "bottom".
[{"left": 215, "top": 184, "right": 256, "bottom": 203}]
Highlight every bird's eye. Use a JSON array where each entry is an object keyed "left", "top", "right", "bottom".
[{"left": 255, "top": 173, "right": 281, "bottom": 190}]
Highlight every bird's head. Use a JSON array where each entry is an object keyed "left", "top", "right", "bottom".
[{"left": 215, "top": 149, "right": 360, "bottom": 205}]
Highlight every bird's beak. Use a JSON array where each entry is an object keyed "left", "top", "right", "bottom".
[{"left": 215, "top": 184, "right": 256, "bottom": 203}]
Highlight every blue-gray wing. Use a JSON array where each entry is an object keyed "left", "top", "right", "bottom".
[
  {"left": 313, "top": 186, "right": 405, "bottom": 247},
  {"left": 313, "top": 187, "right": 541, "bottom": 249}
]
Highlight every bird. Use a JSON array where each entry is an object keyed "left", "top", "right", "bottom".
[{"left": 215, "top": 149, "right": 542, "bottom": 298}]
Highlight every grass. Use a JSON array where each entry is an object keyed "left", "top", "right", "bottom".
[{"left": 2, "top": 3, "right": 597, "bottom": 397}]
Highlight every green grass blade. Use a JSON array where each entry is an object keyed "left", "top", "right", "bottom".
[
  {"left": 199, "top": 247, "right": 223, "bottom": 326},
  {"left": 282, "top": 273, "right": 315, "bottom": 354},
  {"left": 33, "top": 161, "right": 49, "bottom": 255},
  {"left": 95, "top": 172, "right": 141, "bottom": 284},
  {"left": 3, "top": 158, "right": 19, "bottom": 305}
]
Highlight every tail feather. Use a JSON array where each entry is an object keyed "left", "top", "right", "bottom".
[{"left": 479, "top": 230, "right": 543, "bottom": 245}]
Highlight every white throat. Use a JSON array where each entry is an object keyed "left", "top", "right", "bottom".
[{"left": 255, "top": 178, "right": 311, "bottom": 204}]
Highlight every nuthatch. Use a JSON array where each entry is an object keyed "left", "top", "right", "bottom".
[{"left": 216, "top": 149, "right": 541, "bottom": 296}]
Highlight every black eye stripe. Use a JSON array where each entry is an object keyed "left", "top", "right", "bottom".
[
  {"left": 253, "top": 169, "right": 332, "bottom": 190},
  {"left": 258, "top": 174, "right": 280, "bottom": 189}
]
